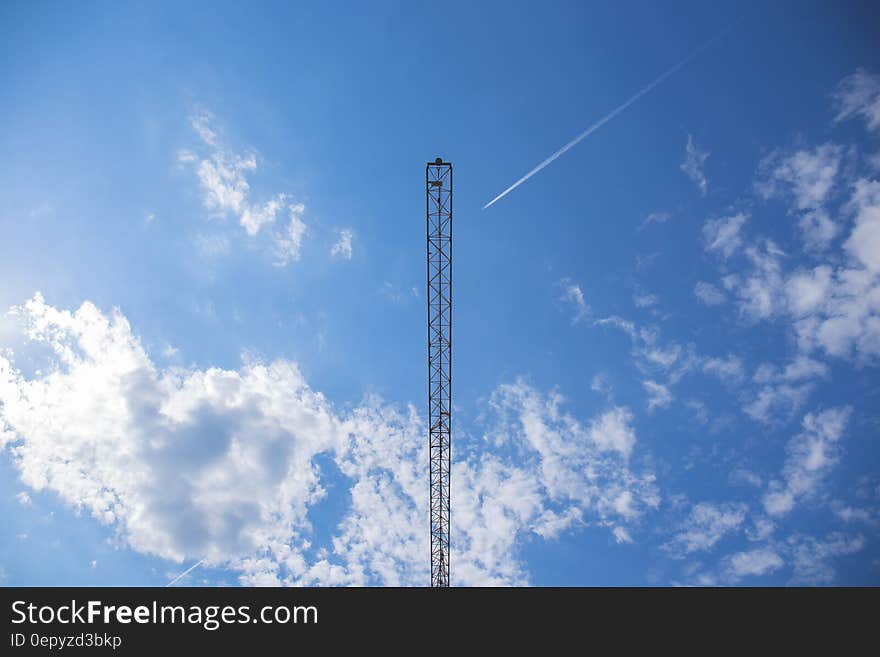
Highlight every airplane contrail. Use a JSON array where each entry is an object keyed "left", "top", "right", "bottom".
[
  {"left": 166, "top": 559, "right": 204, "bottom": 587},
  {"left": 483, "top": 30, "right": 729, "bottom": 209}
]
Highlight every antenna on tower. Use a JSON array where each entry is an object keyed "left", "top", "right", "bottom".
[{"left": 426, "top": 157, "right": 452, "bottom": 587}]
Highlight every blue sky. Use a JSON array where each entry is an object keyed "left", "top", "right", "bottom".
[{"left": 1, "top": 1, "right": 879, "bottom": 586}]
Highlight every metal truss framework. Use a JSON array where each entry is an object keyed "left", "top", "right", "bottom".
[{"left": 426, "top": 158, "right": 452, "bottom": 587}]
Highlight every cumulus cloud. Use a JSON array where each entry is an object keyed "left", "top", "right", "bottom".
[
  {"left": 0, "top": 294, "right": 342, "bottom": 567},
  {"left": 681, "top": 134, "right": 709, "bottom": 196},
  {"left": 0, "top": 296, "right": 658, "bottom": 585}
]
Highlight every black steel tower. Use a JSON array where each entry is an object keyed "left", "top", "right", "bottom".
[{"left": 426, "top": 158, "right": 452, "bottom": 587}]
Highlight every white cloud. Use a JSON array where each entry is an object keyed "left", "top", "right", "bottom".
[
  {"left": 711, "top": 178, "right": 880, "bottom": 363},
  {"left": 831, "top": 502, "right": 876, "bottom": 525},
  {"left": 180, "top": 112, "right": 309, "bottom": 265},
  {"left": 794, "top": 223, "right": 880, "bottom": 362},
  {"left": 190, "top": 112, "right": 219, "bottom": 147},
  {"left": 694, "top": 281, "right": 725, "bottom": 306},
  {"left": 779, "top": 355, "right": 829, "bottom": 382},
  {"left": 763, "top": 406, "right": 852, "bottom": 516},
  {"left": 753, "top": 355, "right": 828, "bottom": 384},
  {"left": 331, "top": 229, "right": 354, "bottom": 260},
  {"left": 0, "top": 296, "right": 658, "bottom": 586},
  {"left": 274, "top": 205, "right": 308, "bottom": 266},
  {"left": 613, "top": 526, "right": 633, "bottom": 544},
  {"left": 746, "top": 355, "right": 829, "bottom": 424},
  {"left": 833, "top": 68, "right": 880, "bottom": 134},
  {"left": 755, "top": 143, "right": 847, "bottom": 252},
  {"left": 177, "top": 149, "right": 197, "bottom": 164},
  {"left": 241, "top": 194, "right": 287, "bottom": 236},
  {"left": 757, "top": 143, "right": 843, "bottom": 211},
  {"left": 702, "top": 213, "right": 748, "bottom": 259},
  {"left": 681, "top": 134, "right": 709, "bottom": 196},
  {"left": 746, "top": 517, "right": 776, "bottom": 542},
  {"left": 798, "top": 209, "right": 838, "bottom": 251},
  {"left": 643, "top": 380, "right": 672, "bottom": 412},
  {"left": 729, "top": 468, "right": 763, "bottom": 488},
  {"left": 194, "top": 232, "right": 231, "bottom": 258},
  {"left": 16, "top": 491, "right": 31, "bottom": 506},
  {"left": 559, "top": 279, "right": 589, "bottom": 325},
  {"left": 633, "top": 293, "right": 657, "bottom": 308},
  {"left": 0, "top": 294, "right": 343, "bottom": 568},
  {"left": 639, "top": 211, "right": 670, "bottom": 230},
  {"left": 685, "top": 399, "right": 709, "bottom": 425},
  {"left": 590, "top": 373, "right": 611, "bottom": 396},
  {"left": 588, "top": 406, "right": 638, "bottom": 458},
  {"left": 843, "top": 178, "right": 880, "bottom": 273},
  {"left": 720, "top": 239, "right": 787, "bottom": 322},
  {"left": 726, "top": 548, "right": 784, "bottom": 579},
  {"left": 644, "top": 344, "right": 682, "bottom": 370},
  {"left": 785, "top": 265, "right": 833, "bottom": 316},
  {"left": 701, "top": 355, "right": 745, "bottom": 384},
  {"left": 788, "top": 532, "right": 864, "bottom": 585},
  {"left": 666, "top": 502, "right": 747, "bottom": 556},
  {"left": 195, "top": 150, "right": 255, "bottom": 217},
  {"left": 744, "top": 383, "right": 812, "bottom": 425}
]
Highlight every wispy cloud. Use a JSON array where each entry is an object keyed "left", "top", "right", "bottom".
[
  {"left": 331, "top": 229, "right": 354, "bottom": 260},
  {"left": 274, "top": 204, "right": 308, "bottom": 266},
  {"left": 680, "top": 134, "right": 710, "bottom": 196},
  {"left": 558, "top": 278, "right": 589, "bottom": 324},
  {"left": 833, "top": 68, "right": 880, "bottom": 134},
  {"left": 702, "top": 213, "right": 748, "bottom": 259},
  {"left": 665, "top": 502, "right": 747, "bottom": 556},
  {"left": 179, "top": 111, "right": 310, "bottom": 266},
  {"left": 763, "top": 406, "right": 852, "bottom": 516},
  {"left": 694, "top": 281, "right": 725, "bottom": 306},
  {"left": 639, "top": 211, "right": 670, "bottom": 231},
  {"left": 643, "top": 380, "right": 672, "bottom": 412}
]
